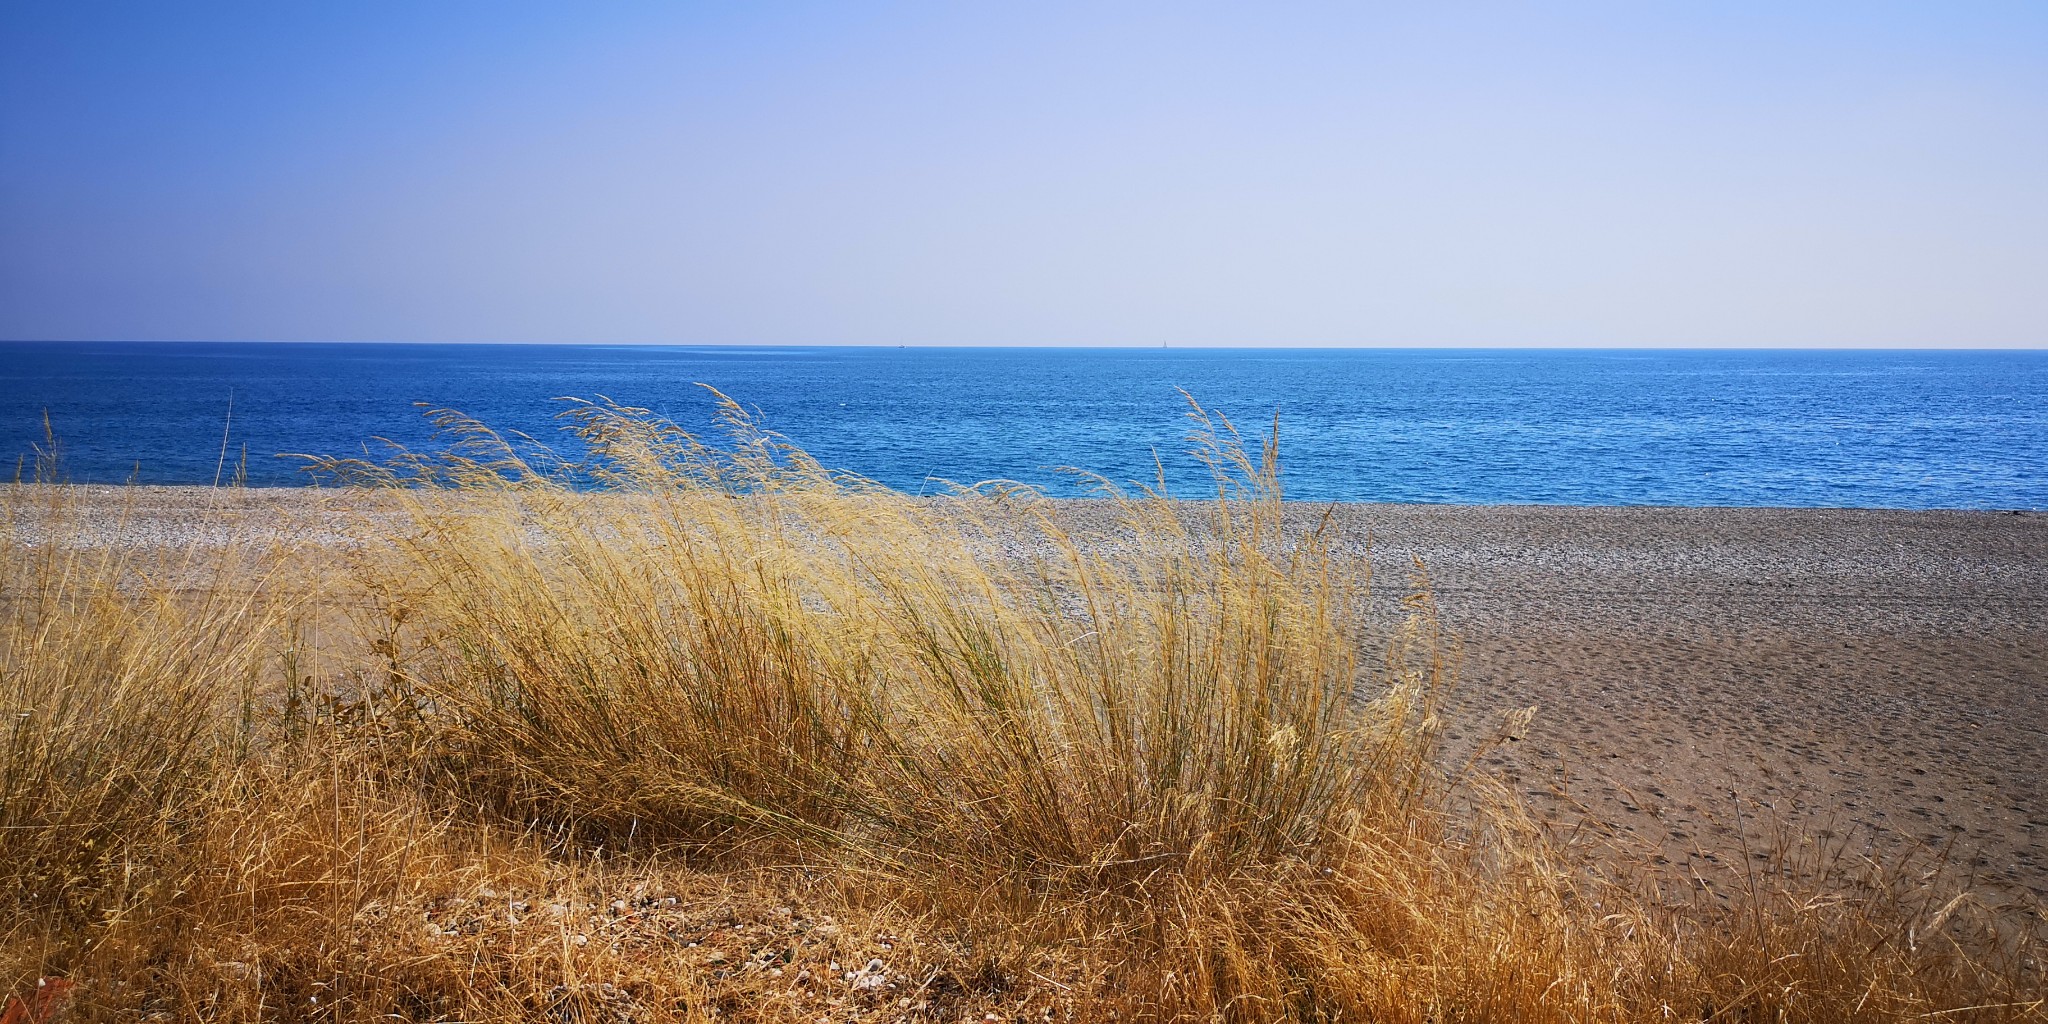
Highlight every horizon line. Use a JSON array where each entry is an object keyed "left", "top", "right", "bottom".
[{"left": 5, "top": 338, "right": 2046, "bottom": 352}]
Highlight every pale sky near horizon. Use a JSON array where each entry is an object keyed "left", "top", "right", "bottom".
[{"left": 2, "top": 2, "right": 2045, "bottom": 348}]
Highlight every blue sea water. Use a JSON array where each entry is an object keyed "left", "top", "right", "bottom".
[{"left": 1, "top": 342, "right": 2043, "bottom": 508}]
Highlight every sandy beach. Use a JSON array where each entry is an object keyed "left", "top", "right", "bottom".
[
  {"left": 1319, "top": 504, "right": 2048, "bottom": 911},
  {"left": 12, "top": 486, "right": 2046, "bottom": 910}
]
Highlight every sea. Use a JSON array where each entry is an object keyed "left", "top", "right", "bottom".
[{"left": 2, "top": 342, "right": 2043, "bottom": 509}]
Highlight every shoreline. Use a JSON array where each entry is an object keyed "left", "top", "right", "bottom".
[
  {"left": 13, "top": 479, "right": 2046, "bottom": 510},
  {"left": 8, "top": 484, "right": 2046, "bottom": 909}
]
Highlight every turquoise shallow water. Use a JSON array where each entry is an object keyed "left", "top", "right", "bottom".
[{"left": 2, "top": 342, "right": 2043, "bottom": 508}]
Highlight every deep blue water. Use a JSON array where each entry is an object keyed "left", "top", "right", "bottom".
[{"left": 1, "top": 342, "right": 2043, "bottom": 508}]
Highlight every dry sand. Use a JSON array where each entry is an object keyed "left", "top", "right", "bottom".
[
  {"left": 1316, "top": 503, "right": 2048, "bottom": 912},
  {"left": 10, "top": 486, "right": 2046, "bottom": 911}
]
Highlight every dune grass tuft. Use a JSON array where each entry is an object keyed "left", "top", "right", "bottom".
[{"left": 0, "top": 488, "right": 284, "bottom": 922}]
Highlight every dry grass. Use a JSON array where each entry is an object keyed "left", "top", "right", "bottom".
[
  {"left": 0, "top": 487, "right": 283, "bottom": 921},
  {"left": 2, "top": 396, "right": 2041, "bottom": 1021}
]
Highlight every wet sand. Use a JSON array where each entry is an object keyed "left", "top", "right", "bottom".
[{"left": 10, "top": 487, "right": 2046, "bottom": 910}]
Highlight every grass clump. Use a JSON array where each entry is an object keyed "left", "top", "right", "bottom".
[
  {"left": 327, "top": 397, "right": 1443, "bottom": 900},
  {"left": 0, "top": 396, "right": 2040, "bottom": 1022},
  {"left": 0, "top": 489, "right": 284, "bottom": 921}
]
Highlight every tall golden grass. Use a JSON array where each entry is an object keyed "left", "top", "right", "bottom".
[
  {"left": 2, "top": 396, "right": 2040, "bottom": 1021},
  {"left": 0, "top": 487, "right": 280, "bottom": 918}
]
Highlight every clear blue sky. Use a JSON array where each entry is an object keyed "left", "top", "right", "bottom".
[{"left": 3, "top": 2, "right": 2044, "bottom": 347}]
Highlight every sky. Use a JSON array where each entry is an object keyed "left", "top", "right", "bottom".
[{"left": 2, "top": 2, "right": 2045, "bottom": 348}]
